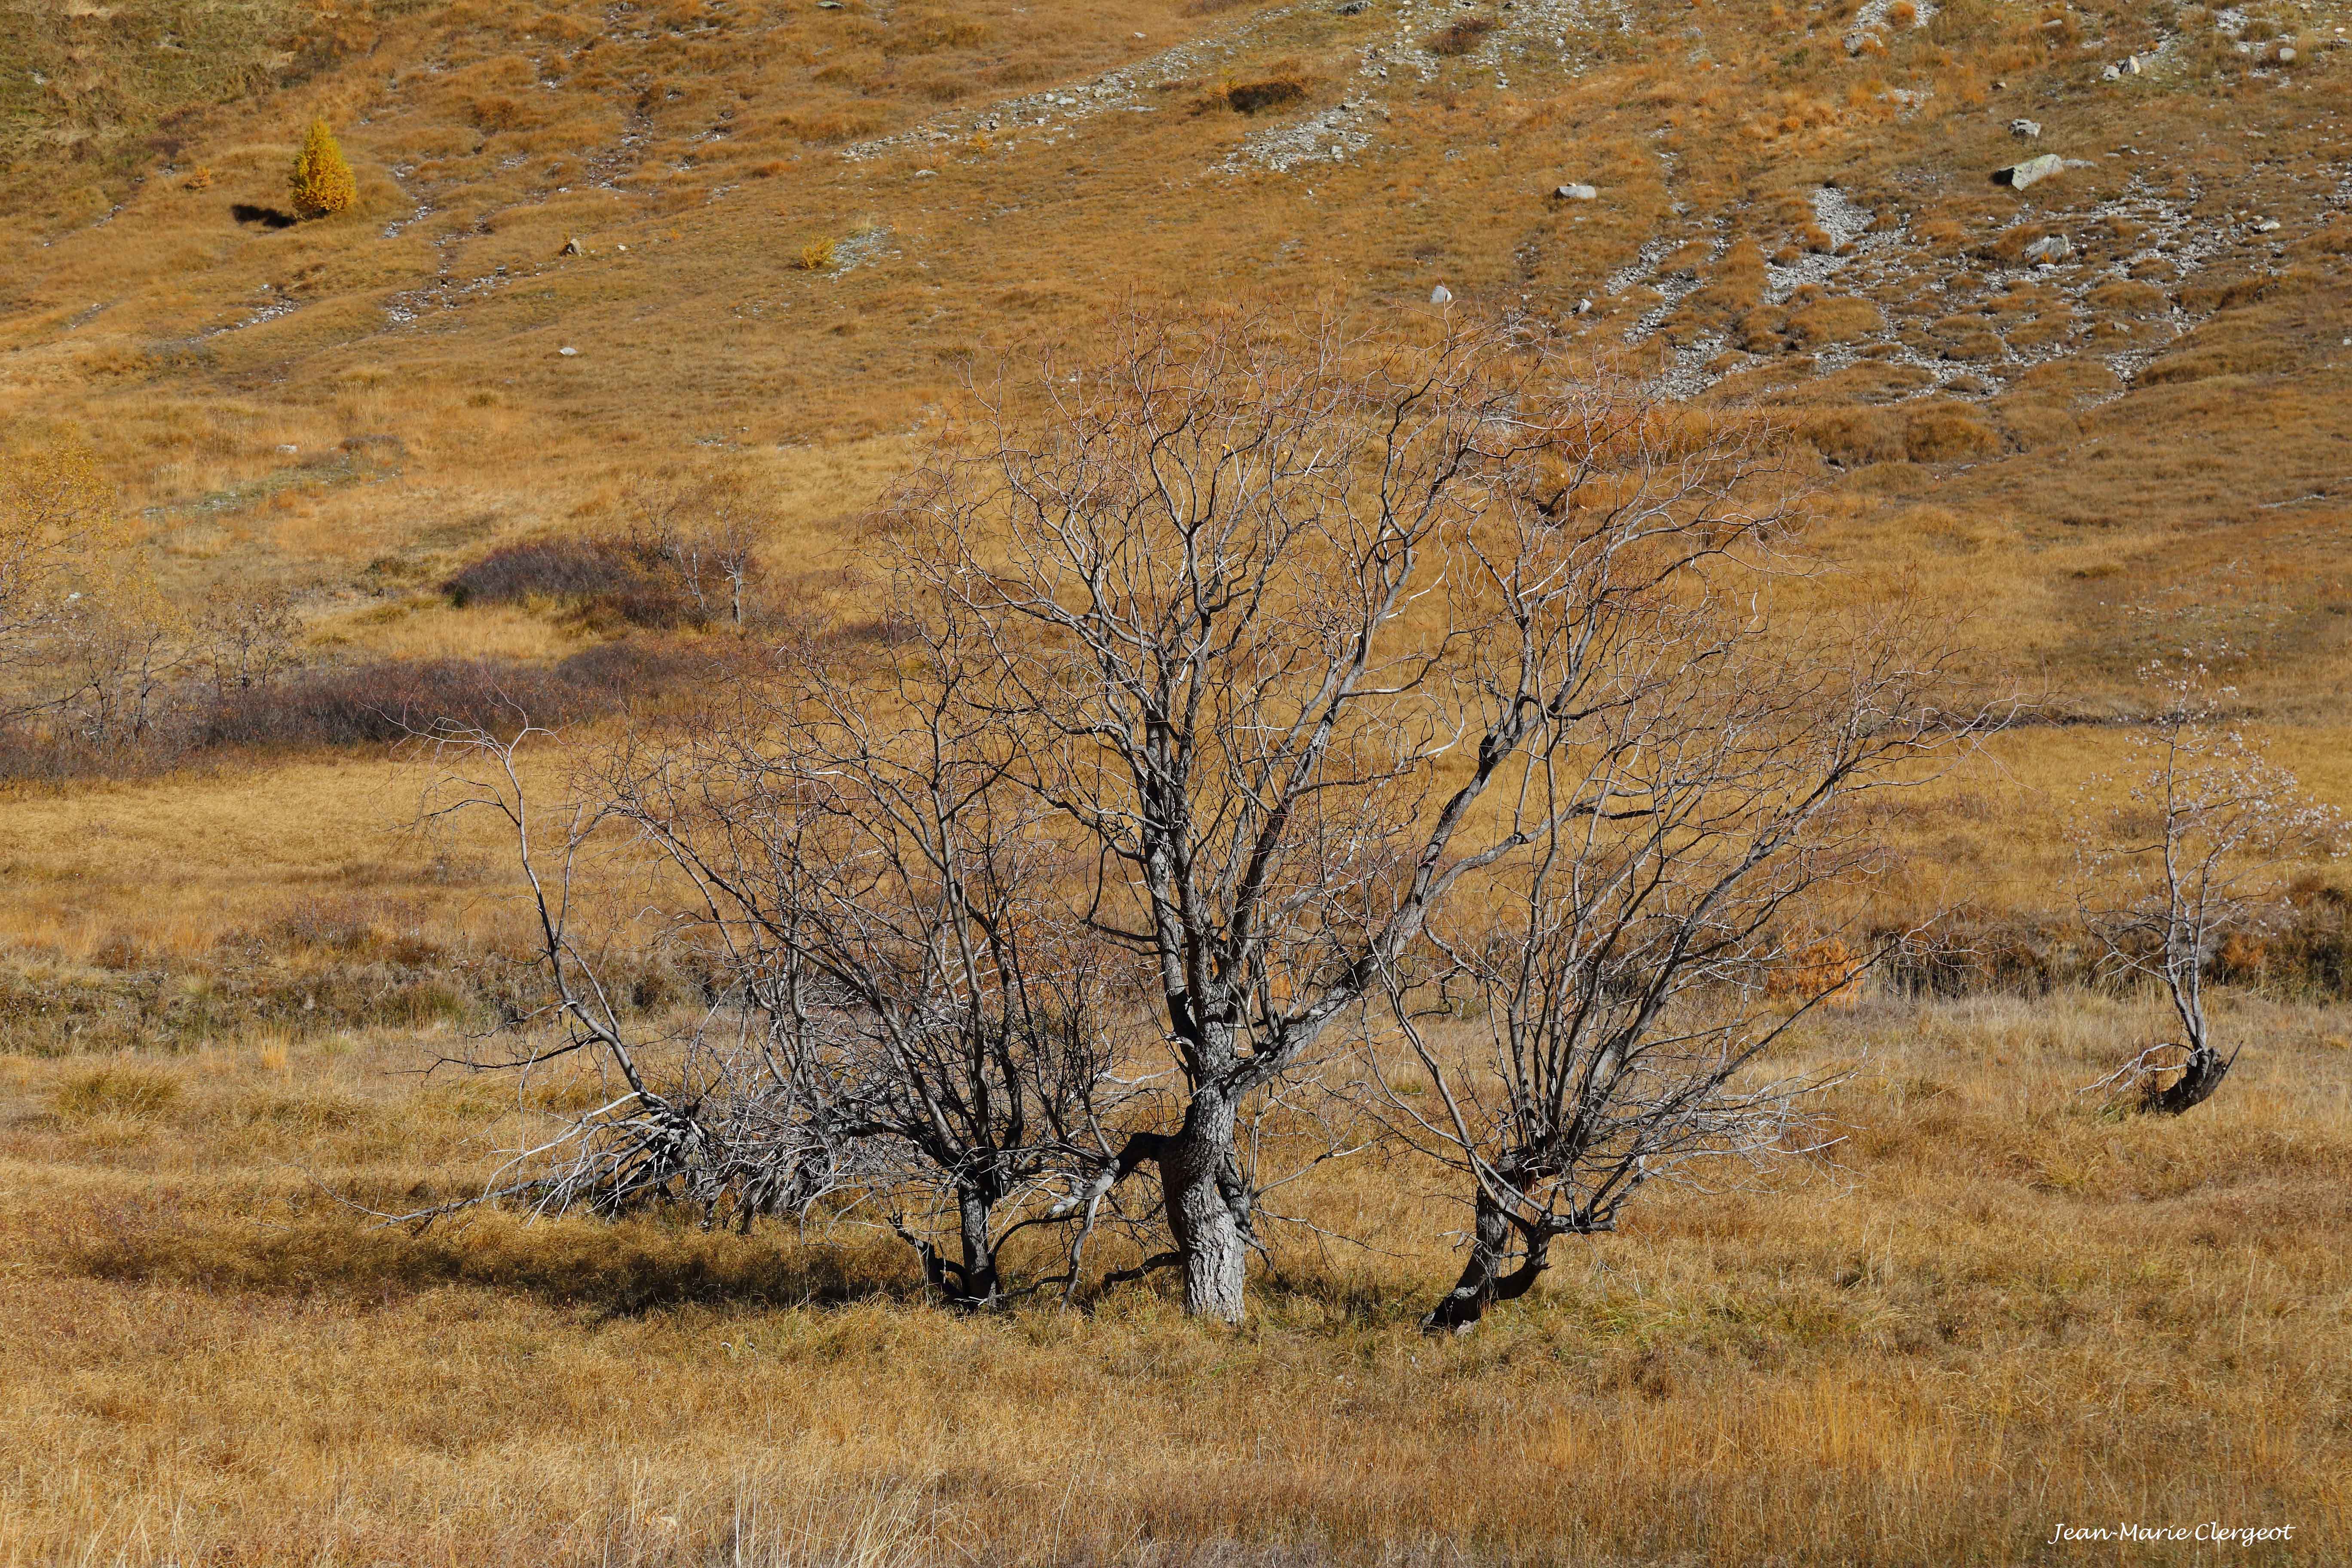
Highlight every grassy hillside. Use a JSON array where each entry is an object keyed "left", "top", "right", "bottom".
[{"left": 2, "top": 0, "right": 2347, "bottom": 950}]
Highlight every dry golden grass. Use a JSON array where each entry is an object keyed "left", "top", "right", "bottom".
[
  {"left": 0, "top": 991, "right": 2346, "bottom": 1565},
  {"left": 2, "top": 0, "right": 2350, "bottom": 1557}
]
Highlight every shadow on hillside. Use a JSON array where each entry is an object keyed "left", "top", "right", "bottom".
[
  {"left": 229, "top": 202, "right": 297, "bottom": 229},
  {"left": 56, "top": 1202, "right": 1446, "bottom": 1324},
  {"left": 60, "top": 1204, "right": 908, "bottom": 1320}
]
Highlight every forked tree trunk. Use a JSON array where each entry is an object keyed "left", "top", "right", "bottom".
[
  {"left": 1422, "top": 1186, "right": 1553, "bottom": 1335},
  {"left": 1159, "top": 1090, "right": 1251, "bottom": 1324},
  {"left": 2144, "top": 1043, "right": 2231, "bottom": 1115}
]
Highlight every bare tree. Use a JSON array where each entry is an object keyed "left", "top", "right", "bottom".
[
  {"left": 2077, "top": 665, "right": 2343, "bottom": 1115},
  {"left": 618, "top": 466, "right": 767, "bottom": 627},
  {"left": 0, "top": 438, "right": 121, "bottom": 720},
  {"left": 410, "top": 723, "right": 865, "bottom": 1232},
  {"left": 1379, "top": 616, "right": 1988, "bottom": 1333},
  {"left": 199, "top": 583, "right": 301, "bottom": 710},
  {"left": 54, "top": 579, "right": 192, "bottom": 750},
  {"left": 589, "top": 631, "right": 1148, "bottom": 1308},
  {"left": 698, "top": 476, "right": 766, "bottom": 628},
  {"left": 2, "top": 435, "right": 130, "bottom": 724},
  {"left": 411, "top": 623, "right": 1150, "bottom": 1308},
  {"left": 885, "top": 307, "right": 1832, "bottom": 1322}
]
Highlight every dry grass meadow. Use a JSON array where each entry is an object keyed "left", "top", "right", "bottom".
[
  {"left": 3, "top": 0, "right": 2352, "bottom": 1559},
  {"left": 3, "top": 995, "right": 2348, "bottom": 1565}
]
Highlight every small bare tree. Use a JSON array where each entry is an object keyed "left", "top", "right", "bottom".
[
  {"left": 2077, "top": 665, "right": 2343, "bottom": 1115},
  {"left": 412, "top": 623, "right": 1149, "bottom": 1308},
  {"left": 618, "top": 466, "right": 767, "bottom": 627},
  {"left": 411, "top": 723, "right": 867, "bottom": 1232},
  {"left": 698, "top": 476, "right": 766, "bottom": 628},
  {"left": 54, "top": 578, "right": 193, "bottom": 750},
  {"left": 888, "top": 307, "right": 1831, "bottom": 1322},
  {"left": 588, "top": 632, "right": 1148, "bottom": 1308},
  {"left": 1, "top": 438, "right": 122, "bottom": 721},
  {"left": 1, "top": 443, "right": 113, "bottom": 652},
  {"left": 1379, "top": 617, "right": 1988, "bottom": 1333},
  {"left": 199, "top": 583, "right": 301, "bottom": 710}
]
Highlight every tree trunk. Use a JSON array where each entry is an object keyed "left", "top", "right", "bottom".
[
  {"left": 1421, "top": 1185, "right": 1551, "bottom": 1335},
  {"left": 955, "top": 1189, "right": 1002, "bottom": 1308},
  {"left": 907, "top": 1189, "right": 1001, "bottom": 1311},
  {"left": 2144, "top": 1043, "right": 2231, "bottom": 1115},
  {"left": 1159, "top": 1090, "right": 1251, "bottom": 1324}
]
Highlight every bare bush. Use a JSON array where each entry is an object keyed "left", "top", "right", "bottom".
[
  {"left": 2076, "top": 666, "right": 2344, "bottom": 1115},
  {"left": 413, "top": 668, "right": 1146, "bottom": 1308},
  {"left": 206, "top": 648, "right": 696, "bottom": 750},
  {"left": 1380, "top": 616, "right": 1993, "bottom": 1333},
  {"left": 197, "top": 583, "right": 300, "bottom": 710}
]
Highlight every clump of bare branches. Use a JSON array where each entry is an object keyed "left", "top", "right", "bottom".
[
  {"left": 410, "top": 655, "right": 1157, "bottom": 1310},
  {"left": 404, "top": 726, "right": 867, "bottom": 1233},
  {"left": 2075, "top": 664, "right": 2343, "bottom": 1115},
  {"left": 1377, "top": 606, "right": 1996, "bottom": 1333}
]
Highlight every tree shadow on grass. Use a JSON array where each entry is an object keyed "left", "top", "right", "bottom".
[
  {"left": 1246, "top": 1265, "right": 1433, "bottom": 1330},
  {"left": 60, "top": 1202, "right": 916, "bottom": 1320}
]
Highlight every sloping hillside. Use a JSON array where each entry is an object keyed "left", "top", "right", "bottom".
[{"left": 1, "top": 0, "right": 2348, "bottom": 903}]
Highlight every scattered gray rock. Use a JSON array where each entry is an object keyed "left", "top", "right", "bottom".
[
  {"left": 558, "top": 346, "right": 579, "bottom": 357},
  {"left": 2023, "top": 234, "right": 2072, "bottom": 263},
  {"left": 2010, "top": 118, "right": 2041, "bottom": 139},
  {"left": 1993, "top": 153, "right": 2065, "bottom": 190},
  {"left": 2251, "top": 217, "right": 2282, "bottom": 233},
  {"left": 1554, "top": 182, "right": 1599, "bottom": 200},
  {"left": 1430, "top": 283, "right": 1454, "bottom": 304},
  {"left": 559, "top": 236, "right": 584, "bottom": 256},
  {"left": 2277, "top": 45, "right": 2295, "bottom": 62}
]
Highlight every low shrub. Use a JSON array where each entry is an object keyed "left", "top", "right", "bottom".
[
  {"left": 1226, "top": 77, "right": 1306, "bottom": 113},
  {"left": 206, "top": 644, "right": 707, "bottom": 749},
  {"left": 443, "top": 536, "right": 733, "bottom": 629},
  {"left": 0, "top": 640, "right": 711, "bottom": 784},
  {"left": 1426, "top": 16, "right": 1497, "bottom": 55}
]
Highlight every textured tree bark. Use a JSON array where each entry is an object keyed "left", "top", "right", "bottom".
[
  {"left": 2144, "top": 1043, "right": 2231, "bottom": 1115},
  {"left": 955, "top": 1190, "right": 1002, "bottom": 1308},
  {"left": 906, "top": 1188, "right": 1003, "bottom": 1311},
  {"left": 1159, "top": 1091, "right": 1251, "bottom": 1324},
  {"left": 1421, "top": 1187, "right": 1553, "bottom": 1335}
]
